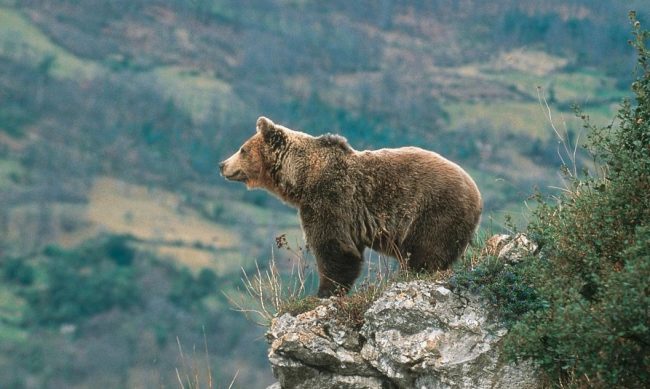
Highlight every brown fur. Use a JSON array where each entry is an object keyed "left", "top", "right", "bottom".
[{"left": 220, "top": 117, "right": 482, "bottom": 297}]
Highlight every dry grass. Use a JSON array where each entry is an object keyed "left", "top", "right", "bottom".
[
  {"left": 227, "top": 235, "right": 414, "bottom": 327},
  {"left": 174, "top": 332, "right": 239, "bottom": 389},
  {"left": 82, "top": 177, "right": 246, "bottom": 272},
  {"left": 3, "top": 177, "right": 248, "bottom": 275},
  {"left": 87, "top": 177, "right": 237, "bottom": 248},
  {"left": 492, "top": 49, "right": 569, "bottom": 76},
  {"left": 147, "top": 245, "right": 247, "bottom": 277},
  {"left": 226, "top": 241, "right": 314, "bottom": 326}
]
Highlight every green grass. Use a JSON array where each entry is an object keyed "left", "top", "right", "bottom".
[
  {"left": 479, "top": 66, "right": 628, "bottom": 103},
  {"left": 551, "top": 71, "right": 628, "bottom": 102},
  {"left": 153, "top": 66, "right": 244, "bottom": 121},
  {"left": 0, "top": 287, "right": 27, "bottom": 342},
  {"left": 0, "top": 7, "right": 100, "bottom": 79},
  {"left": 0, "top": 323, "right": 27, "bottom": 342},
  {"left": 0, "top": 159, "right": 24, "bottom": 189},
  {"left": 447, "top": 65, "right": 626, "bottom": 142},
  {"left": 444, "top": 98, "right": 619, "bottom": 144},
  {"left": 482, "top": 69, "right": 555, "bottom": 99},
  {"left": 445, "top": 101, "right": 553, "bottom": 139}
]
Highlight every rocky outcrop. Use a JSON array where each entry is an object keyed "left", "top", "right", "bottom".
[
  {"left": 483, "top": 233, "right": 539, "bottom": 264},
  {"left": 266, "top": 236, "right": 540, "bottom": 389}
]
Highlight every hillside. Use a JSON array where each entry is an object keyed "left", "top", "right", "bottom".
[{"left": 1, "top": 1, "right": 649, "bottom": 387}]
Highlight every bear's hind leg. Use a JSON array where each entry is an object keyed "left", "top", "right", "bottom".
[
  {"left": 312, "top": 239, "right": 363, "bottom": 298},
  {"left": 402, "top": 235, "right": 463, "bottom": 273}
]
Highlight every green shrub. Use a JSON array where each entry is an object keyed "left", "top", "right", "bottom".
[
  {"left": 27, "top": 237, "right": 140, "bottom": 324},
  {"left": 104, "top": 234, "right": 135, "bottom": 266},
  {"left": 2, "top": 257, "right": 35, "bottom": 285},
  {"left": 169, "top": 267, "right": 219, "bottom": 306},
  {"left": 450, "top": 256, "right": 544, "bottom": 328},
  {"left": 505, "top": 14, "right": 650, "bottom": 388}
]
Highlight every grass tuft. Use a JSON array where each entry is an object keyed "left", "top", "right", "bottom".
[{"left": 225, "top": 236, "right": 315, "bottom": 326}]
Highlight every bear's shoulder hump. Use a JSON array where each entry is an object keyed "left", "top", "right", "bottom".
[{"left": 317, "top": 133, "right": 353, "bottom": 153}]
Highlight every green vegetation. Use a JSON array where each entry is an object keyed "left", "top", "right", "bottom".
[
  {"left": 279, "top": 295, "right": 322, "bottom": 317},
  {"left": 450, "top": 255, "right": 544, "bottom": 328},
  {"left": 0, "top": 105, "right": 31, "bottom": 138},
  {"left": 169, "top": 267, "right": 219, "bottom": 307},
  {"left": 27, "top": 236, "right": 139, "bottom": 324},
  {"left": 0, "top": 287, "right": 27, "bottom": 342},
  {"left": 0, "top": 7, "right": 100, "bottom": 79},
  {"left": 502, "top": 16, "right": 650, "bottom": 387},
  {"left": 0, "top": 160, "right": 26, "bottom": 189},
  {"left": 444, "top": 17, "right": 650, "bottom": 388},
  {"left": 0, "top": 0, "right": 642, "bottom": 231},
  {"left": 153, "top": 66, "right": 244, "bottom": 122},
  {"left": 2, "top": 257, "right": 34, "bottom": 285},
  {"left": 0, "top": 234, "right": 269, "bottom": 388},
  {"left": 446, "top": 101, "right": 552, "bottom": 139}
]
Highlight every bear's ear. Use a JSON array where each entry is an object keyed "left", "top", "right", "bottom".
[
  {"left": 257, "top": 116, "right": 286, "bottom": 150},
  {"left": 256, "top": 116, "right": 275, "bottom": 133}
]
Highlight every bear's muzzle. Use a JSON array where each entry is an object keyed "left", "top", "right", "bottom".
[{"left": 220, "top": 161, "right": 248, "bottom": 182}]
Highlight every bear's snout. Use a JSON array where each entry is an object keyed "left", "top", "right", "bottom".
[{"left": 219, "top": 157, "right": 248, "bottom": 182}]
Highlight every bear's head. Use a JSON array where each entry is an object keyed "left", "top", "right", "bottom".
[
  {"left": 220, "top": 116, "right": 353, "bottom": 204},
  {"left": 220, "top": 116, "right": 290, "bottom": 191}
]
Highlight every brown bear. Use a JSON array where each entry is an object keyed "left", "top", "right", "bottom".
[{"left": 220, "top": 117, "right": 482, "bottom": 297}]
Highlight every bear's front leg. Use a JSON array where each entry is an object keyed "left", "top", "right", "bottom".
[{"left": 311, "top": 239, "right": 363, "bottom": 298}]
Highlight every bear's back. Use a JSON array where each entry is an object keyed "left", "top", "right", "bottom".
[{"left": 348, "top": 146, "right": 482, "bottom": 227}]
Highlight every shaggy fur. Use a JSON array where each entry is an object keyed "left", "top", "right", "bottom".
[{"left": 220, "top": 117, "right": 482, "bottom": 297}]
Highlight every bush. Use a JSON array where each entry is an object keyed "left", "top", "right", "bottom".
[
  {"left": 104, "top": 234, "right": 135, "bottom": 266},
  {"left": 505, "top": 14, "right": 650, "bottom": 388},
  {"left": 27, "top": 236, "right": 140, "bottom": 324},
  {"left": 2, "top": 257, "right": 35, "bottom": 285},
  {"left": 169, "top": 267, "right": 219, "bottom": 306},
  {"left": 450, "top": 256, "right": 544, "bottom": 328}
]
